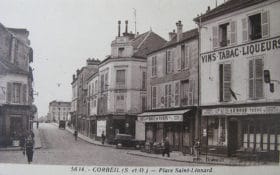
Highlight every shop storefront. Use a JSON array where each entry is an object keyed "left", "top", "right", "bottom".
[
  {"left": 138, "top": 108, "right": 195, "bottom": 153},
  {"left": 201, "top": 103, "right": 280, "bottom": 161},
  {"left": 96, "top": 114, "right": 137, "bottom": 143}
]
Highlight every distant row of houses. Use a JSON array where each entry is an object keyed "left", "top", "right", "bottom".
[
  {"left": 0, "top": 22, "right": 35, "bottom": 147},
  {"left": 69, "top": 0, "right": 280, "bottom": 161}
]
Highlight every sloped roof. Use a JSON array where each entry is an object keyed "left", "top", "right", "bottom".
[
  {"left": 132, "top": 31, "right": 167, "bottom": 58},
  {"left": 0, "top": 58, "right": 29, "bottom": 75},
  {"left": 149, "top": 28, "right": 198, "bottom": 55},
  {"left": 194, "top": 0, "right": 268, "bottom": 23}
]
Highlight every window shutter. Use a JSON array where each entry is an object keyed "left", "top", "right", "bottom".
[
  {"left": 249, "top": 60, "right": 254, "bottom": 99},
  {"left": 255, "top": 58, "right": 263, "bottom": 98},
  {"left": 7, "top": 82, "right": 12, "bottom": 103},
  {"left": 212, "top": 26, "right": 218, "bottom": 48},
  {"left": 242, "top": 18, "right": 248, "bottom": 42},
  {"left": 188, "top": 80, "right": 194, "bottom": 105},
  {"left": 164, "top": 84, "right": 168, "bottom": 107},
  {"left": 261, "top": 11, "right": 269, "bottom": 38},
  {"left": 171, "top": 51, "right": 174, "bottom": 73},
  {"left": 163, "top": 52, "right": 167, "bottom": 75},
  {"left": 22, "top": 84, "right": 27, "bottom": 105},
  {"left": 223, "top": 64, "right": 231, "bottom": 101},
  {"left": 230, "top": 21, "right": 237, "bottom": 45},
  {"left": 185, "top": 46, "right": 190, "bottom": 68},
  {"left": 175, "top": 82, "right": 180, "bottom": 106}
]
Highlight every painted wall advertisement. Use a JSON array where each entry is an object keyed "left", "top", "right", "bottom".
[{"left": 97, "top": 120, "right": 106, "bottom": 137}]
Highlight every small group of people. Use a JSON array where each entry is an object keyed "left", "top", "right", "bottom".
[{"left": 21, "top": 131, "right": 35, "bottom": 164}]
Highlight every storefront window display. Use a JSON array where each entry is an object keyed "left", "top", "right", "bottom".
[
  {"left": 207, "top": 117, "right": 227, "bottom": 146},
  {"left": 242, "top": 118, "right": 280, "bottom": 151}
]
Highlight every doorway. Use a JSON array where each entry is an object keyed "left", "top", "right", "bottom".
[{"left": 228, "top": 119, "right": 238, "bottom": 156}]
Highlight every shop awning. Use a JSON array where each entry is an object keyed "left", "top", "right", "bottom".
[{"left": 138, "top": 109, "right": 191, "bottom": 123}]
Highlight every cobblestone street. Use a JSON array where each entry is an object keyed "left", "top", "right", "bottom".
[{"left": 0, "top": 123, "right": 192, "bottom": 166}]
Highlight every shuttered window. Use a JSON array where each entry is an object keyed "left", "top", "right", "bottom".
[
  {"left": 179, "top": 45, "right": 184, "bottom": 70},
  {"left": 242, "top": 18, "right": 248, "bottom": 42},
  {"left": 164, "top": 84, "right": 172, "bottom": 107},
  {"left": 166, "top": 50, "right": 174, "bottom": 74},
  {"left": 212, "top": 26, "right": 218, "bottom": 48},
  {"left": 105, "top": 72, "right": 108, "bottom": 90},
  {"left": 261, "top": 11, "right": 269, "bottom": 38},
  {"left": 230, "top": 21, "right": 237, "bottom": 45},
  {"left": 151, "top": 56, "right": 157, "bottom": 76},
  {"left": 181, "top": 81, "right": 189, "bottom": 106},
  {"left": 249, "top": 57, "right": 264, "bottom": 99},
  {"left": 142, "top": 71, "right": 146, "bottom": 90},
  {"left": 22, "top": 84, "right": 27, "bottom": 105},
  {"left": 152, "top": 86, "right": 157, "bottom": 109},
  {"left": 219, "top": 63, "right": 232, "bottom": 102},
  {"left": 175, "top": 82, "right": 180, "bottom": 107},
  {"left": 188, "top": 79, "right": 194, "bottom": 105},
  {"left": 6, "top": 82, "right": 27, "bottom": 104},
  {"left": 7, "top": 82, "right": 12, "bottom": 103}
]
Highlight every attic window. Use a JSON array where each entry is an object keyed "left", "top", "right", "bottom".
[
  {"left": 249, "top": 13, "right": 261, "bottom": 40},
  {"left": 118, "top": 47, "right": 124, "bottom": 57}
]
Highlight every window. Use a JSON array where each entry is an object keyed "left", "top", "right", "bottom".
[
  {"left": 219, "top": 63, "right": 231, "bottom": 102},
  {"left": 95, "top": 80, "right": 98, "bottom": 93},
  {"left": 151, "top": 56, "right": 157, "bottom": 76},
  {"left": 105, "top": 72, "right": 108, "bottom": 90},
  {"left": 175, "top": 82, "right": 180, "bottom": 106},
  {"left": 208, "top": 118, "right": 227, "bottom": 146},
  {"left": 115, "top": 93, "right": 125, "bottom": 112},
  {"left": 141, "top": 96, "right": 146, "bottom": 112},
  {"left": 142, "top": 71, "right": 146, "bottom": 90},
  {"left": 249, "top": 14, "right": 262, "bottom": 40},
  {"left": 243, "top": 11, "right": 269, "bottom": 42},
  {"left": 116, "top": 70, "right": 126, "bottom": 88},
  {"left": 152, "top": 86, "right": 157, "bottom": 109},
  {"left": 181, "top": 81, "right": 189, "bottom": 106},
  {"left": 164, "top": 84, "right": 172, "bottom": 107},
  {"left": 118, "top": 47, "right": 124, "bottom": 57},
  {"left": 88, "top": 84, "right": 91, "bottom": 96},
  {"left": 249, "top": 57, "right": 263, "bottom": 99},
  {"left": 166, "top": 50, "right": 174, "bottom": 74},
  {"left": 7, "top": 82, "right": 26, "bottom": 104},
  {"left": 180, "top": 45, "right": 185, "bottom": 69},
  {"left": 101, "top": 74, "right": 105, "bottom": 92},
  {"left": 188, "top": 80, "right": 195, "bottom": 105},
  {"left": 219, "top": 23, "right": 229, "bottom": 47}
]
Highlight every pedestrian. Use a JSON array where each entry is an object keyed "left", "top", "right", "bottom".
[
  {"left": 74, "top": 130, "right": 78, "bottom": 141},
  {"left": 162, "top": 137, "right": 170, "bottom": 157},
  {"left": 101, "top": 131, "right": 105, "bottom": 145},
  {"left": 23, "top": 134, "right": 35, "bottom": 164},
  {"left": 36, "top": 121, "right": 39, "bottom": 129}
]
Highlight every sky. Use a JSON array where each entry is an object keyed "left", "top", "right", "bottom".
[{"left": 0, "top": 0, "right": 225, "bottom": 117}]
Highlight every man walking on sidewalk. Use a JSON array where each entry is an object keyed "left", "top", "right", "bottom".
[
  {"left": 74, "top": 130, "right": 78, "bottom": 141},
  {"left": 23, "top": 134, "right": 35, "bottom": 164},
  {"left": 162, "top": 137, "right": 170, "bottom": 157}
]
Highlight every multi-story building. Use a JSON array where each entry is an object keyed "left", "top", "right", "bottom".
[
  {"left": 194, "top": 0, "right": 280, "bottom": 160},
  {"left": 138, "top": 21, "right": 199, "bottom": 153},
  {"left": 70, "top": 58, "right": 99, "bottom": 135},
  {"left": 48, "top": 100, "right": 71, "bottom": 123},
  {"left": 86, "top": 70, "right": 99, "bottom": 139},
  {"left": 0, "top": 23, "right": 34, "bottom": 146},
  {"left": 97, "top": 21, "right": 166, "bottom": 142}
]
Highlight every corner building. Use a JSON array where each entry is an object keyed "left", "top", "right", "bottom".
[{"left": 194, "top": 0, "right": 280, "bottom": 161}]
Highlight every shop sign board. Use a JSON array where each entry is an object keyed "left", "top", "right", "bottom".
[
  {"left": 97, "top": 120, "right": 106, "bottom": 137},
  {"left": 202, "top": 106, "right": 280, "bottom": 116},
  {"left": 201, "top": 36, "right": 280, "bottom": 64},
  {"left": 138, "top": 115, "right": 183, "bottom": 123}
]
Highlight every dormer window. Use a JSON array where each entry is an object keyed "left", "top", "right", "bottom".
[{"left": 118, "top": 47, "right": 124, "bottom": 57}]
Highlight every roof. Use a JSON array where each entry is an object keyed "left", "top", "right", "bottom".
[
  {"left": 148, "top": 28, "right": 198, "bottom": 55},
  {"left": 194, "top": 0, "right": 268, "bottom": 23},
  {"left": 132, "top": 31, "right": 167, "bottom": 58},
  {"left": 0, "top": 58, "right": 29, "bottom": 75}
]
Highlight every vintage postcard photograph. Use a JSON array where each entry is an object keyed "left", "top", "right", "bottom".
[{"left": 0, "top": 0, "right": 280, "bottom": 174}]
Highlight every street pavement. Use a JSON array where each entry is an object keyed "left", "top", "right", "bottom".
[{"left": 0, "top": 123, "right": 192, "bottom": 166}]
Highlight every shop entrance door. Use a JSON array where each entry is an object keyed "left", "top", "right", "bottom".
[{"left": 228, "top": 120, "right": 238, "bottom": 156}]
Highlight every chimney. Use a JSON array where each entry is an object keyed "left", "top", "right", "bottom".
[
  {"left": 176, "top": 20, "right": 183, "bottom": 42},
  {"left": 72, "top": 74, "right": 75, "bottom": 81},
  {"left": 207, "top": 6, "right": 211, "bottom": 12},
  {"left": 118, "top": 20, "right": 121, "bottom": 37},
  {"left": 168, "top": 29, "right": 176, "bottom": 41},
  {"left": 125, "top": 20, "right": 128, "bottom": 34}
]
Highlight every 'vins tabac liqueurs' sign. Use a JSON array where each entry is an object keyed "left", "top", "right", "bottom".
[{"left": 201, "top": 36, "right": 280, "bottom": 63}]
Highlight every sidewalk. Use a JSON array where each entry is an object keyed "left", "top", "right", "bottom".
[
  {"left": 126, "top": 150, "right": 278, "bottom": 166},
  {"left": 52, "top": 122, "right": 113, "bottom": 148},
  {"left": 0, "top": 126, "right": 42, "bottom": 151}
]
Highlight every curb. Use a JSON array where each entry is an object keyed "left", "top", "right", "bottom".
[{"left": 126, "top": 152, "right": 269, "bottom": 166}]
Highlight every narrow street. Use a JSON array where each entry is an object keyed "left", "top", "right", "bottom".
[{"left": 0, "top": 123, "right": 192, "bottom": 166}]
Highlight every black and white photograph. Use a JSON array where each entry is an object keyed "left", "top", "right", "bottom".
[{"left": 0, "top": 0, "right": 280, "bottom": 174}]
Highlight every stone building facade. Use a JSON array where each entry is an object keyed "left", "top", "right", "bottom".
[
  {"left": 0, "top": 22, "right": 34, "bottom": 147},
  {"left": 138, "top": 21, "right": 199, "bottom": 153},
  {"left": 48, "top": 100, "right": 71, "bottom": 123},
  {"left": 194, "top": 0, "right": 280, "bottom": 161}
]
